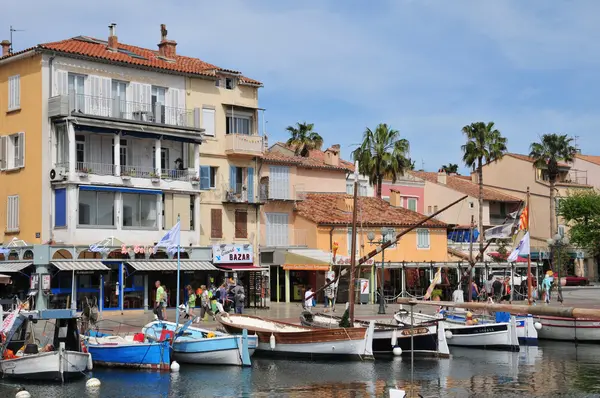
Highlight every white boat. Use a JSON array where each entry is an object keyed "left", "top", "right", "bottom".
[
  {"left": 442, "top": 311, "right": 538, "bottom": 345},
  {"left": 394, "top": 310, "right": 519, "bottom": 351},
  {"left": 0, "top": 309, "right": 90, "bottom": 381},
  {"left": 535, "top": 316, "right": 600, "bottom": 342},
  {"left": 143, "top": 319, "right": 257, "bottom": 366}
]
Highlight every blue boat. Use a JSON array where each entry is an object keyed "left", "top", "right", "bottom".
[
  {"left": 143, "top": 320, "right": 255, "bottom": 366},
  {"left": 84, "top": 331, "right": 171, "bottom": 370}
]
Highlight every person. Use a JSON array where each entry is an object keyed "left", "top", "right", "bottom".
[
  {"left": 471, "top": 281, "right": 480, "bottom": 301},
  {"left": 154, "top": 280, "right": 165, "bottom": 321},
  {"left": 304, "top": 286, "right": 314, "bottom": 313},
  {"left": 542, "top": 271, "right": 553, "bottom": 304},
  {"left": 184, "top": 285, "right": 196, "bottom": 320},
  {"left": 218, "top": 283, "right": 228, "bottom": 309},
  {"left": 162, "top": 286, "right": 169, "bottom": 321},
  {"left": 484, "top": 274, "right": 494, "bottom": 301},
  {"left": 232, "top": 281, "right": 246, "bottom": 314},
  {"left": 324, "top": 278, "right": 335, "bottom": 312},
  {"left": 199, "top": 285, "right": 215, "bottom": 322},
  {"left": 492, "top": 278, "right": 503, "bottom": 302},
  {"left": 500, "top": 277, "right": 511, "bottom": 302}
]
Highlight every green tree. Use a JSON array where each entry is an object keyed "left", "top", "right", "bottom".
[
  {"left": 407, "top": 158, "right": 416, "bottom": 171},
  {"left": 285, "top": 122, "right": 324, "bottom": 157},
  {"left": 529, "top": 133, "right": 578, "bottom": 237},
  {"left": 557, "top": 189, "right": 600, "bottom": 256},
  {"left": 441, "top": 163, "right": 459, "bottom": 174},
  {"left": 461, "top": 121, "right": 508, "bottom": 258},
  {"left": 352, "top": 123, "right": 411, "bottom": 199}
]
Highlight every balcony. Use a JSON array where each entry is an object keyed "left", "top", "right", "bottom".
[
  {"left": 225, "top": 134, "right": 264, "bottom": 157},
  {"left": 263, "top": 229, "right": 308, "bottom": 247},
  {"left": 49, "top": 93, "right": 200, "bottom": 130},
  {"left": 259, "top": 183, "right": 306, "bottom": 202},
  {"left": 56, "top": 162, "right": 197, "bottom": 183}
]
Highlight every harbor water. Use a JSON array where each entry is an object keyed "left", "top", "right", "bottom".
[{"left": 1, "top": 342, "right": 600, "bottom": 397}]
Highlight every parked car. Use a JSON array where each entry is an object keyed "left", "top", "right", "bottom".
[
  {"left": 561, "top": 275, "right": 589, "bottom": 286},
  {"left": 489, "top": 270, "right": 528, "bottom": 286}
]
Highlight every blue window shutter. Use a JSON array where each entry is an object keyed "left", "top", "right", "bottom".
[
  {"left": 247, "top": 167, "right": 254, "bottom": 203},
  {"left": 200, "top": 166, "right": 210, "bottom": 190},
  {"left": 230, "top": 166, "right": 236, "bottom": 191},
  {"left": 55, "top": 188, "right": 67, "bottom": 227}
]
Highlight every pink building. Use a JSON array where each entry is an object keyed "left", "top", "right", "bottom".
[{"left": 377, "top": 174, "right": 425, "bottom": 214}]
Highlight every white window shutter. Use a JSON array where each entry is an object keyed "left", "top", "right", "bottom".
[
  {"left": 99, "top": 77, "right": 111, "bottom": 116},
  {"left": 17, "top": 132, "right": 25, "bottom": 168},
  {"left": 54, "top": 70, "right": 69, "bottom": 96},
  {"left": 165, "top": 88, "right": 174, "bottom": 125},
  {"left": 202, "top": 108, "right": 215, "bottom": 136},
  {"left": 141, "top": 84, "right": 152, "bottom": 106},
  {"left": 0, "top": 136, "right": 6, "bottom": 170}
]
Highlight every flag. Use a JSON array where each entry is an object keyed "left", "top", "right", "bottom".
[
  {"left": 154, "top": 221, "right": 181, "bottom": 254},
  {"left": 518, "top": 206, "right": 528, "bottom": 231},
  {"left": 507, "top": 232, "right": 530, "bottom": 262},
  {"left": 423, "top": 268, "right": 442, "bottom": 300},
  {"left": 484, "top": 222, "right": 513, "bottom": 241}
]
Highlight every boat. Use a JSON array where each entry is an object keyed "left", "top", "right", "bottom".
[
  {"left": 217, "top": 313, "right": 375, "bottom": 360},
  {"left": 299, "top": 311, "right": 449, "bottom": 357},
  {"left": 535, "top": 315, "right": 600, "bottom": 342},
  {"left": 83, "top": 331, "right": 171, "bottom": 370},
  {"left": 142, "top": 319, "right": 256, "bottom": 366},
  {"left": 394, "top": 309, "right": 519, "bottom": 351},
  {"left": 0, "top": 308, "right": 91, "bottom": 381}
]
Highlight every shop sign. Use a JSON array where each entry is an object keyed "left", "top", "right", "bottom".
[
  {"left": 282, "top": 264, "right": 330, "bottom": 271},
  {"left": 76, "top": 271, "right": 95, "bottom": 275},
  {"left": 360, "top": 279, "right": 369, "bottom": 294},
  {"left": 212, "top": 244, "right": 253, "bottom": 264},
  {"left": 334, "top": 256, "right": 374, "bottom": 266}
]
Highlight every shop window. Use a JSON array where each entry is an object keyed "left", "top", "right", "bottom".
[
  {"left": 123, "top": 193, "right": 158, "bottom": 229},
  {"left": 78, "top": 190, "right": 114, "bottom": 226}
]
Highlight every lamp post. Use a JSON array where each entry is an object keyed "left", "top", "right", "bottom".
[
  {"left": 546, "top": 233, "right": 568, "bottom": 303},
  {"left": 368, "top": 227, "right": 390, "bottom": 315}
]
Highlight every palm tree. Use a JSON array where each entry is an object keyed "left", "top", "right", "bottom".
[
  {"left": 440, "top": 163, "right": 459, "bottom": 174},
  {"left": 407, "top": 158, "right": 416, "bottom": 171},
  {"left": 285, "top": 122, "right": 324, "bottom": 157},
  {"left": 529, "top": 133, "right": 578, "bottom": 237},
  {"left": 461, "top": 122, "right": 508, "bottom": 258},
  {"left": 352, "top": 123, "right": 411, "bottom": 199}
]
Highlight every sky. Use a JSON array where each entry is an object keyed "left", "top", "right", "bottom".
[{"left": 3, "top": 0, "right": 600, "bottom": 173}]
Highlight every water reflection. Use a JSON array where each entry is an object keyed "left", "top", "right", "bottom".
[{"left": 1, "top": 343, "right": 600, "bottom": 397}]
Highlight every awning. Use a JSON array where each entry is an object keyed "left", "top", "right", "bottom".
[
  {"left": 128, "top": 261, "right": 218, "bottom": 272},
  {"left": 282, "top": 250, "right": 330, "bottom": 271},
  {"left": 52, "top": 261, "right": 110, "bottom": 271},
  {"left": 216, "top": 265, "right": 266, "bottom": 271},
  {"left": 0, "top": 262, "right": 32, "bottom": 273}
]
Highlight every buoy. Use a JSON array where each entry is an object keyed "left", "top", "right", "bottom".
[
  {"left": 391, "top": 329, "right": 398, "bottom": 347},
  {"left": 171, "top": 361, "right": 180, "bottom": 372},
  {"left": 87, "top": 354, "right": 93, "bottom": 370},
  {"left": 86, "top": 378, "right": 101, "bottom": 388},
  {"left": 392, "top": 346, "right": 402, "bottom": 356},
  {"left": 269, "top": 334, "right": 276, "bottom": 350},
  {"left": 15, "top": 388, "right": 30, "bottom": 398},
  {"left": 445, "top": 330, "right": 453, "bottom": 340},
  {"left": 534, "top": 322, "right": 542, "bottom": 330}
]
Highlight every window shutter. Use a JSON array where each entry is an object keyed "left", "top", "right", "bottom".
[
  {"left": 235, "top": 211, "right": 248, "bottom": 238},
  {"left": 17, "top": 132, "right": 25, "bottom": 168},
  {"left": 54, "top": 188, "right": 67, "bottom": 227},
  {"left": 174, "top": 194, "right": 190, "bottom": 231},
  {"left": 164, "top": 194, "right": 174, "bottom": 229},
  {"left": 165, "top": 88, "right": 174, "bottom": 125},
  {"left": 202, "top": 108, "right": 215, "bottom": 136},
  {"left": 229, "top": 166, "right": 237, "bottom": 191},
  {"left": 54, "top": 70, "right": 69, "bottom": 96},
  {"left": 211, "top": 208, "right": 222, "bottom": 238},
  {"left": 99, "top": 77, "right": 111, "bottom": 116},
  {"left": 0, "top": 136, "right": 6, "bottom": 170},
  {"left": 247, "top": 167, "right": 254, "bottom": 203},
  {"left": 7, "top": 196, "right": 19, "bottom": 232},
  {"left": 200, "top": 166, "right": 210, "bottom": 190}
]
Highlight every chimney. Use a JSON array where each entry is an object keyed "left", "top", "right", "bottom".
[
  {"left": 1, "top": 40, "right": 10, "bottom": 57},
  {"left": 107, "top": 23, "right": 118, "bottom": 51},
  {"left": 324, "top": 144, "right": 340, "bottom": 167},
  {"left": 389, "top": 189, "right": 402, "bottom": 207},
  {"left": 157, "top": 24, "right": 177, "bottom": 59},
  {"left": 437, "top": 171, "right": 447, "bottom": 184},
  {"left": 471, "top": 172, "right": 478, "bottom": 184}
]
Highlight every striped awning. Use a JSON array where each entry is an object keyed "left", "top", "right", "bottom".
[
  {"left": 128, "top": 261, "right": 218, "bottom": 272},
  {"left": 52, "top": 261, "right": 110, "bottom": 271},
  {"left": 0, "top": 262, "right": 32, "bottom": 273}
]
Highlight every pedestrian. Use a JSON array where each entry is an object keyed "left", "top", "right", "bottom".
[
  {"left": 304, "top": 286, "right": 314, "bottom": 313},
  {"left": 500, "top": 277, "right": 511, "bottom": 302},
  {"left": 471, "top": 281, "right": 480, "bottom": 301},
  {"left": 199, "top": 285, "right": 215, "bottom": 322},
  {"left": 154, "top": 280, "right": 165, "bottom": 321},
  {"left": 484, "top": 274, "right": 494, "bottom": 301},
  {"left": 184, "top": 285, "right": 196, "bottom": 320},
  {"left": 162, "top": 286, "right": 169, "bottom": 321},
  {"left": 232, "top": 280, "right": 246, "bottom": 314},
  {"left": 324, "top": 278, "right": 335, "bottom": 312}
]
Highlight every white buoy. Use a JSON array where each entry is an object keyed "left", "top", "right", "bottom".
[
  {"left": 391, "top": 329, "right": 398, "bottom": 347},
  {"left": 534, "top": 322, "right": 542, "bottom": 330},
  {"left": 15, "top": 389, "right": 31, "bottom": 398},
  {"left": 171, "top": 361, "right": 180, "bottom": 372},
  {"left": 445, "top": 330, "right": 453, "bottom": 340},
  {"left": 269, "top": 334, "right": 276, "bottom": 350},
  {"left": 86, "top": 378, "right": 101, "bottom": 388},
  {"left": 87, "top": 354, "right": 93, "bottom": 370},
  {"left": 392, "top": 346, "right": 402, "bottom": 356}
]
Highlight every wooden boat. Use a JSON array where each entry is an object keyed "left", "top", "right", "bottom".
[
  {"left": 0, "top": 309, "right": 90, "bottom": 381},
  {"left": 142, "top": 320, "right": 255, "bottom": 366},
  {"left": 300, "top": 311, "right": 449, "bottom": 357},
  {"left": 394, "top": 310, "right": 519, "bottom": 351},
  {"left": 216, "top": 313, "right": 375, "bottom": 360},
  {"left": 83, "top": 331, "right": 171, "bottom": 370},
  {"left": 535, "top": 315, "right": 600, "bottom": 342}
]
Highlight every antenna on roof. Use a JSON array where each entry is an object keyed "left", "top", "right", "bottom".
[
  {"left": 421, "top": 158, "right": 425, "bottom": 171},
  {"left": 9, "top": 26, "right": 25, "bottom": 55}
]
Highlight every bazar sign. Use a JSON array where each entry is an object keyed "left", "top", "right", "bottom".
[
  {"left": 334, "top": 256, "right": 375, "bottom": 266},
  {"left": 213, "top": 244, "right": 253, "bottom": 264}
]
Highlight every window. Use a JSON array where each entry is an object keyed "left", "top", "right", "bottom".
[
  {"left": 266, "top": 213, "right": 289, "bottom": 246},
  {"left": 417, "top": 229, "right": 430, "bottom": 249},
  {"left": 407, "top": 198, "right": 417, "bottom": 212},
  {"left": 225, "top": 78, "right": 235, "bottom": 90},
  {"left": 76, "top": 134, "right": 85, "bottom": 166},
  {"left": 8, "top": 75, "right": 20, "bottom": 111},
  {"left": 78, "top": 190, "right": 114, "bottom": 226},
  {"left": 200, "top": 166, "right": 217, "bottom": 190},
  {"left": 123, "top": 193, "right": 157, "bottom": 228},
  {"left": 152, "top": 147, "right": 169, "bottom": 171},
  {"left": 152, "top": 86, "right": 166, "bottom": 123},
  {"left": 211, "top": 208, "right": 223, "bottom": 238},
  {"left": 54, "top": 188, "right": 67, "bottom": 228},
  {"left": 346, "top": 182, "right": 353, "bottom": 194},
  {"left": 6, "top": 195, "right": 19, "bottom": 232},
  {"left": 111, "top": 139, "right": 128, "bottom": 166},
  {"left": 359, "top": 183, "right": 368, "bottom": 197},
  {"left": 383, "top": 228, "right": 397, "bottom": 249},
  {"left": 347, "top": 228, "right": 360, "bottom": 256},
  {"left": 112, "top": 80, "right": 127, "bottom": 117},
  {"left": 55, "top": 124, "right": 68, "bottom": 165},
  {"left": 0, "top": 132, "right": 25, "bottom": 170},
  {"left": 190, "top": 196, "right": 195, "bottom": 231},
  {"left": 427, "top": 206, "right": 432, "bottom": 214},
  {"left": 202, "top": 108, "right": 215, "bottom": 136},
  {"left": 235, "top": 211, "right": 248, "bottom": 238},
  {"left": 226, "top": 114, "right": 252, "bottom": 135},
  {"left": 68, "top": 73, "right": 85, "bottom": 112},
  {"left": 269, "top": 166, "right": 290, "bottom": 199},
  {"left": 433, "top": 205, "right": 438, "bottom": 213}
]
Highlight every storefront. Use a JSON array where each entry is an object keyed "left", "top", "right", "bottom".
[{"left": 0, "top": 261, "right": 34, "bottom": 302}]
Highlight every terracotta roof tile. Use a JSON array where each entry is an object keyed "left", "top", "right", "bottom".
[
  {"left": 576, "top": 154, "right": 600, "bottom": 166},
  {"left": 410, "top": 171, "right": 522, "bottom": 202},
  {"left": 506, "top": 153, "right": 569, "bottom": 168},
  {"left": 264, "top": 144, "right": 354, "bottom": 172},
  {"left": 296, "top": 193, "right": 446, "bottom": 227},
  {"left": 1, "top": 36, "right": 261, "bottom": 85}
]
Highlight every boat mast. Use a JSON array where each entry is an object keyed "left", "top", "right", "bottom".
[
  {"left": 468, "top": 214, "right": 475, "bottom": 302},
  {"left": 348, "top": 162, "right": 360, "bottom": 324},
  {"left": 526, "top": 186, "right": 532, "bottom": 304}
]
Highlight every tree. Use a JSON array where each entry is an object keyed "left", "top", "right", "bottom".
[
  {"left": 407, "top": 158, "right": 416, "bottom": 171},
  {"left": 440, "top": 163, "right": 459, "bottom": 174},
  {"left": 557, "top": 189, "right": 600, "bottom": 256},
  {"left": 352, "top": 123, "right": 411, "bottom": 199},
  {"left": 285, "top": 122, "right": 324, "bottom": 157},
  {"left": 461, "top": 121, "right": 508, "bottom": 258},
  {"left": 529, "top": 133, "right": 578, "bottom": 238}
]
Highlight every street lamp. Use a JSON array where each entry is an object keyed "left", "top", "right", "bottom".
[
  {"left": 546, "top": 233, "right": 569, "bottom": 303},
  {"left": 368, "top": 227, "right": 391, "bottom": 314}
]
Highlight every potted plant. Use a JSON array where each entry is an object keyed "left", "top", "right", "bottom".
[
  {"left": 190, "top": 176, "right": 200, "bottom": 185},
  {"left": 78, "top": 167, "right": 92, "bottom": 177},
  {"left": 121, "top": 169, "right": 134, "bottom": 180},
  {"left": 150, "top": 172, "right": 160, "bottom": 183},
  {"left": 431, "top": 289, "right": 443, "bottom": 301}
]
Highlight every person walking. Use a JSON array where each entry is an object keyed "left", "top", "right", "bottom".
[
  {"left": 232, "top": 281, "right": 246, "bottom": 314},
  {"left": 154, "top": 280, "right": 165, "bottom": 321},
  {"left": 199, "top": 285, "right": 215, "bottom": 322},
  {"left": 324, "top": 279, "right": 335, "bottom": 312},
  {"left": 304, "top": 286, "right": 314, "bottom": 313},
  {"left": 484, "top": 274, "right": 494, "bottom": 301},
  {"left": 184, "top": 285, "right": 197, "bottom": 320}
]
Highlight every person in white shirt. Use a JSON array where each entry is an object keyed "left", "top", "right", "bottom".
[{"left": 304, "top": 286, "right": 314, "bottom": 312}]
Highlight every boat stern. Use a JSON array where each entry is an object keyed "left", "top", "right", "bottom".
[
  {"left": 361, "top": 321, "right": 375, "bottom": 359},
  {"left": 436, "top": 321, "right": 451, "bottom": 358}
]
